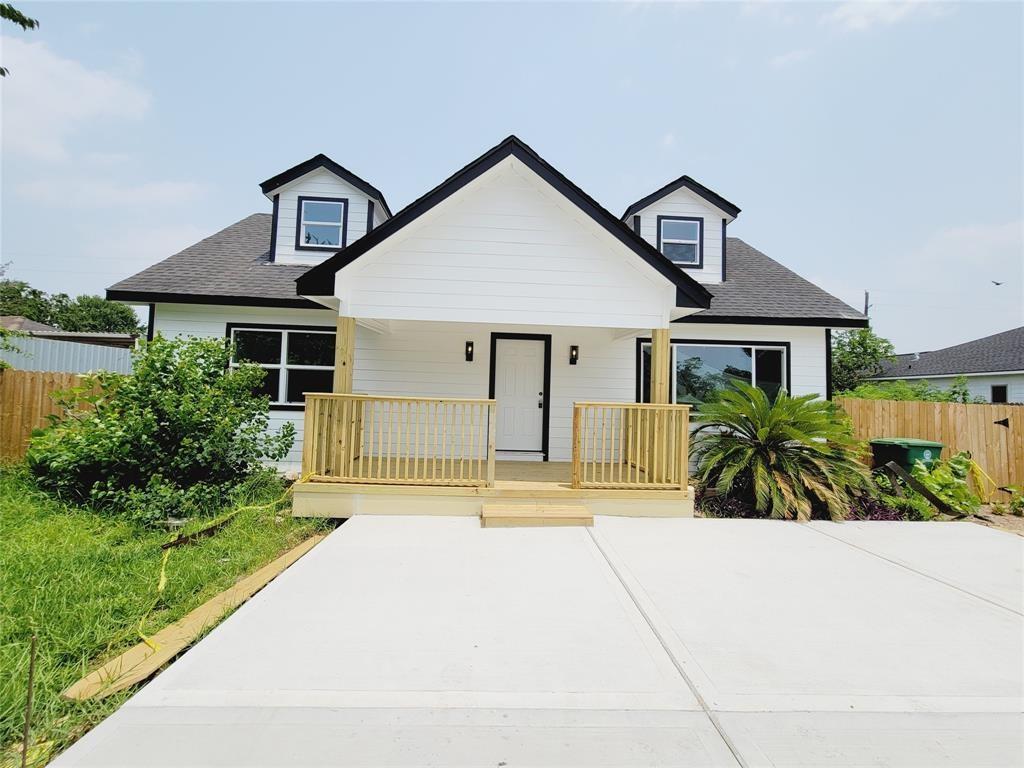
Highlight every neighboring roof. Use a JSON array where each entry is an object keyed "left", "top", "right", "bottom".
[
  {"left": 29, "top": 330, "right": 137, "bottom": 349},
  {"left": 107, "top": 214, "right": 321, "bottom": 309},
  {"left": 871, "top": 326, "right": 1024, "bottom": 379},
  {"left": 622, "top": 174, "right": 741, "bottom": 220},
  {"left": 296, "top": 135, "right": 713, "bottom": 310},
  {"left": 259, "top": 154, "right": 393, "bottom": 218},
  {"left": 0, "top": 315, "right": 58, "bottom": 332},
  {"left": 678, "top": 239, "right": 867, "bottom": 327}
]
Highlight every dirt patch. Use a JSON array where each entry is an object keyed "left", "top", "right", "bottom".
[{"left": 965, "top": 507, "right": 1024, "bottom": 536}]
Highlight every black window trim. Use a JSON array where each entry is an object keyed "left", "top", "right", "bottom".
[
  {"left": 225, "top": 322, "right": 336, "bottom": 411},
  {"left": 635, "top": 337, "right": 792, "bottom": 404},
  {"left": 295, "top": 196, "right": 349, "bottom": 252},
  {"left": 657, "top": 215, "right": 704, "bottom": 270},
  {"left": 991, "top": 384, "right": 1008, "bottom": 404}
]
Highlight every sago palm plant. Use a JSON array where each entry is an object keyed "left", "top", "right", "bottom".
[{"left": 691, "top": 383, "right": 871, "bottom": 521}]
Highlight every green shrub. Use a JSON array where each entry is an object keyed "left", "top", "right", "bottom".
[
  {"left": 840, "top": 376, "right": 985, "bottom": 403},
  {"left": 26, "top": 335, "right": 294, "bottom": 525},
  {"left": 909, "top": 450, "right": 981, "bottom": 516},
  {"left": 691, "top": 383, "right": 872, "bottom": 521}
]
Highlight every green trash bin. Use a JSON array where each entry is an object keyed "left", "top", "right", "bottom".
[{"left": 869, "top": 438, "right": 944, "bottom": 471}]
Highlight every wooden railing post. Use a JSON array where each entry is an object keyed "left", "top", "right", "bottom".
[
  {"left": 333, "top": 316, "right": 356, "bottom": 394},
  {"left": 486, "top": 402, "right": 497, "bottom": 487}
]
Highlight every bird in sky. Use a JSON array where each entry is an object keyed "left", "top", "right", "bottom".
[{"left": 991, "top": 280, "right": 1004, "bottom": 286}]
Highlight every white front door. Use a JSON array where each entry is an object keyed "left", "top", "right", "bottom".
[{"left": 493, "top": 338, "right": 545, "bottom": 452}]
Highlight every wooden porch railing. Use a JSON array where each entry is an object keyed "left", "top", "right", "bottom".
[
  {"left": 572, "top": 402, "right": 691, "bottom": 490},
  {"left": 302, "top": 393, "right": 497, "bottom": 486}
]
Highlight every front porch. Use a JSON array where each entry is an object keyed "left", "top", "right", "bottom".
[{"left": 292, "top": 392, "right": 693, "bottom": 520}]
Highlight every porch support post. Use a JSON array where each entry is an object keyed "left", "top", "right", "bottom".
[
  {"left": 650, "top": 328, "right": 670, "bottom": 404},
  {"left": 333, "top": 316, "right": 356, "bottom": 393}
]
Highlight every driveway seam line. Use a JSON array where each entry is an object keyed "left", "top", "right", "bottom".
[
  {"left": 586, "top": 527, "right": 749, "bottom": 768},
  {"left": 804, "top": 525, "right": 1022, "bottom": 617}
]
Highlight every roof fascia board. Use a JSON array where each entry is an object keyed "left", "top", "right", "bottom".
[
  {"left": 870, "top": 370, "right": 1024, "bottom": 380},
  {"left": 622, "top": 175, "right": 741, "bottom": 220},
  {"left": 260, "top": 154, "right": 392, "bottom": 218},
  {"left": 106, "top": 289, "right": 325, "bottom": 311},
  {"left": 675, "top": 314, "right": 869, "bottom": 328}
]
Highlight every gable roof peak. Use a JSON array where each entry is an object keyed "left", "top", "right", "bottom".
[
  {"left": 623, "top": 171, "right": 741, "bottom": 220},
  {"left": 259, "top": 153, "right": 392, "bottom": 217}
]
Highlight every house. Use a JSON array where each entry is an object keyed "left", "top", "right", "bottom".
[
  {"left": 869, "top": 326, "right": 1024, "bottom": 404},
  {"left": 107, "top": 135, "right": 865, "bottom": 518}
]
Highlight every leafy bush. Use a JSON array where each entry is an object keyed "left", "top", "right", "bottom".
[
  {"left": 691, "top": 383, "right": 872, "bottom": 521},
  {"left": 991, "top": 487, "right": 1024, "bottom": 517},
  {"left": 26, "top": 335, "right": 294, "bottom": 525},
  {"left": 839, "top": 376, "right": 985, "bottom": 404},
  {"left": 830, "top": 328, "right": 895, "bottom": 392},
  {"left": 909, "top": 450, "right": 981, "bottom": 516}
]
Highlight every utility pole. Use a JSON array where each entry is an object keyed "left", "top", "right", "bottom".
[{"left": 863, "top": 290, "right": 870, "bottom": 317}]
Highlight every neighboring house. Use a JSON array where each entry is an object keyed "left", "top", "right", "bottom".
[
  {"left": 869, "top": 326, "right": 1024, "bottom": 404},
  {"left": 0, "top": 316, "right": 134, "bottom": 373},
  {"left": 107, "top": 135, "right": 865, "bottom": 511}
]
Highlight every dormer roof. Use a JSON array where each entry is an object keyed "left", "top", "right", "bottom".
[
  {"left": 259, "top": 153, "right": 392, "bottom": 218},
  {"left": 622, "top": 173, "right": 741, "bottom": 220}
]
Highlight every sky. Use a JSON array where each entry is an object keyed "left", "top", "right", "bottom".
[{"left": 1, "top": 1, "right": 1021, "bottom": 353}]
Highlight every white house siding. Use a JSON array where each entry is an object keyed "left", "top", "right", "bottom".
[
  {"left": 151, "top": 304, "right": 829, "bottom": 467},
  {"left": 152, "top": 302, "right": 335, "bottom": 469},
  {"left": 352, "top": 321, "right": 830, "bottom": 462},
  {"left": 633, "top": 187, "right": 730, "bottom": 285},
  {"left": 335, "top": 159, "right": 677, "bottom": 328},
  {"left": 0, "top": 336, "right": 132, "bottom": 374},
  {"left": 272, "top": 168, "right": 379, "bottom": 266}
]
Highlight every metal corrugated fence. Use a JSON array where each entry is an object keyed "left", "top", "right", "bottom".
[{"left": 0, "top": 336, "right": 132, "bottom": 374}]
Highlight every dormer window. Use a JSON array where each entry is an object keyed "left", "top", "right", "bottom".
[
  {"left": 657, "top": 216, "right": 703, "bottom": 268},
  {"left": 296, "top": 196, "right": 348, "bottom": 250}
]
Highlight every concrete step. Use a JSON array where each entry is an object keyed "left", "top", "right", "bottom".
[{"left": 480, "top": 503, "right": 593, "bottom": 528}]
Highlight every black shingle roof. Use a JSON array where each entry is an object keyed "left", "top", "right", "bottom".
[
  {"left": 679, "top": 239, "right": 866, "bottom": 326},
  {"left": 873, "top": 327, "right": 1024, "bottom": 378},
  {"left": 106, "top": 214, "right": 319, "bottom": 309},
  {"left": 107, "top": 215, "right": 867, "bottom": 327}
]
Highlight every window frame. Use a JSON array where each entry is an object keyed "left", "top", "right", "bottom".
[
  {"left": 656, "top": 215, "right": 704, "bottom": 269},
  {"left": 295, "top": 196, "right": 348, "bottom": 252},
  {"left": 635, "top": 337, "right": 791, "bottom": 404},
  {"left": 991, "top": 384, "right": 1008, "bottom": 404},
  {"left": 225, "top": 323, "right": 336, "bottom": 411}
]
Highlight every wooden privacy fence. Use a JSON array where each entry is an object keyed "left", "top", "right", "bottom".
[
  {"left": 303, "top": 393, "right": 497, "bottom": 486},
  {"left": 835, "top": 397, "right": 1024, "bottom": 492},
  {"left": 0, "top": 369, "right": 82, "bottom": 461},
  {"left": 572, "top": 402, "right": 691, "bottom": 490}
]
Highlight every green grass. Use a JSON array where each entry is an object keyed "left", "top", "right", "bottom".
[{"left": 0, "top": 467, "right": 327, "bottom": 764}]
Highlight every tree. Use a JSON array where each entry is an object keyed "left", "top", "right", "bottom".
[
  {"left": 51, "top": 295, "right": 144, "bottom": 334},
  {"left": 0, "top": 280, "right": 144, "bottom": 334},
  {"left": 1, "top": 3, "right": 40, "bottom": 76},
  {"left": 691, "top": 383, "right": 872, "bottom": 521},
  {"left": 0, "top": 280, "right": 53, "bottom": 324},
  {"left": 831, "top": 327, "right": 895, "bottom": 393}
]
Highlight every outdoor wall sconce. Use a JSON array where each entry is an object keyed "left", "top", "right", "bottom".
[
  {"left": 569, "top": 345, "right": 579, "bottom": 365},
  {"left": 465, "top": 341, "right": 474, "bottom": 362}
]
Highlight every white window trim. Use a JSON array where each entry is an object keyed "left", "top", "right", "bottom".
[
  {"left": 297, "top": 198, "right": 346, "bottom": 250},
  {"left": 229, "top": 327, "right": 335, "bottom": 406},
  {"left": 659, "top": 218, "right": 702, "bottom": 265},
  {"left": 639, "top": 341, "right": 788, "bottom": 403}
]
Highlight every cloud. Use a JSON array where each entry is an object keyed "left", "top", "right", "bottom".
[
  {"left": 0, "top": 36, "right": 150, "bottom": 161},
  {"left": 740, "top": 2, "right": 798, "bottom": 25},
  {"left": 821, "top": 1, "right": 948, "bottom": 32},
  {"left": 661, "top": 132, "right": 677, "bottom": 149},
  {"left": 18, "top": 178, "right": 205, "bottom": 207},
  {"left": 770, "top": 48, "right": 813, "bottom": 68}
]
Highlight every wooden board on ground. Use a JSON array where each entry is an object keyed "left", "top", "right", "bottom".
[
  {"left": 62, "top": 533, "right": 326, "bottom": 701},
  {"left": 480, "top": 503, "right": 592, "bottom": 527}
]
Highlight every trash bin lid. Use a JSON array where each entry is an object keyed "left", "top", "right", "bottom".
[{"left": 869, "top": 437, "right": 944, "bottom": 449}]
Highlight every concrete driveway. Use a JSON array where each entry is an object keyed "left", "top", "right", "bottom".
[{"left": 53, "top": 517, "right": 1023, "bottom": 767}]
